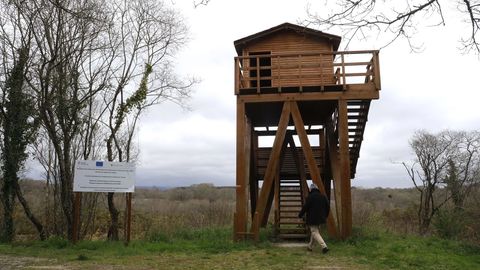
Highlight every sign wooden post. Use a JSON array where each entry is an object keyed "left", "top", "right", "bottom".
[
  {"left": 72, "top": 192, "right": 82, "bottom": 243},
  {"left": 124, "top": 192, "right": 132, "bottom": 246}
]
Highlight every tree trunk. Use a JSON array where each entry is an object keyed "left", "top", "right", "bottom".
[
  {"left": 0, "top": 183, "right": 15, "bottom": 242},
  {"left": 107, "top": 192, "right": 119, "bottom": 241},
  {"left": 14, "top": 182, "right": 46, "bottom": 240}
]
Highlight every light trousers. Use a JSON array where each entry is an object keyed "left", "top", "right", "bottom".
[{"left": 308, "top": 225, "right": 327, "bottom": 249}]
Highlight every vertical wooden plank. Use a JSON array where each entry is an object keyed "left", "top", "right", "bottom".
[
  {"left": 272, "top": 136, "right": 288, "bottom": 230},
  {"left": 261, "top": 182, "right": 275, "bottom": 227},
  {"left": 72, "top": 192, "right": 81, "bottom": 243},
  {"left": 341, "top": 53, "right": 346, "bottom": 90},
  {"left": 256, "top": 56, "right": 260, "bottom": 93},
  {"left": 244, "top": 118, "right": 252, "bottom": 219},
  {"left": 290, "top": 101, "right": 338, "bottom": 238},
  {"left": 249, "top": 131, "right": 259, "bottom": 220},
  {"left": 125, "top": 192, "right": 132, "bottom": 246},
  {"left": 234, "top": 58, "right": 239, "bottom": 94},
  {"left": 373, "top": 51, "right": 381, "bottom": 90},
  {"left": 326, "top": 119, "right": 343, "bottom": 236},
  {"left": 320, "top": 53, "right": 324, "bottom": 90},
  {"left": 338, "top": 99, "right": 352, "bottom": 239},
  {"left": 319, "top": 128, "right": 332, "bottom": 202},
  {"left": 298, "top": 54, "right": 303, "bottom": 92},
  {"left": 235, "top": 98, "right": 247, "bottom": 240},
  {"left": 251, "top": 102, "right": 291, "bottom": 238}
]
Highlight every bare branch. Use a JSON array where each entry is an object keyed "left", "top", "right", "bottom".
[{"left": 306, "top": 0, "right": 480, "bottom": 54}]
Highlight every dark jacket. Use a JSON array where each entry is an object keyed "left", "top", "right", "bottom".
[{"left": 298, "top": 189, "right": 330, "bottom": 225}]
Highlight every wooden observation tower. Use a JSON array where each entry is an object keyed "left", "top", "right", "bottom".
[{"left": 233, "top": 23, "right": 381, "bottom": 240}]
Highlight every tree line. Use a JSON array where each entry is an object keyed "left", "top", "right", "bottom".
[
  {"left": 0, "top": 0, "right": 194, "bottom": 243},
  {"left": 404, "top": 130, "right": 480, "bottom": 234}
]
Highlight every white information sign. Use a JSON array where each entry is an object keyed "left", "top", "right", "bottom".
[{"left": 73, "top": 160, "right": 135, "bottom": 193}]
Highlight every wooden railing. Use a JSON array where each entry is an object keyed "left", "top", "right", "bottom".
[{"left": 234, "top": 50, "right": 380, "bottom": 94}]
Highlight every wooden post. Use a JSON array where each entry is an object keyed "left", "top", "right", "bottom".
[
  {"left": 72, "top": 192, "right": 82, "bottom": 243},
  {"left": 249, "top": 131, "right": 259, "bottom": 220},
  {"left": 326, "top": 117, "right": 343, "bottom": 236},
  {"left": 234, "top": 58, "right": 240, "bottom": 94},
  {"left": 235, "top": 99, "right": 248, "bottom": 240},
  {"left": 256, "top": 56, "right": 260, "bottom": 93},
  {"left": 338, "top": 99, "right": 352, "bottom": 239},
  {"left": 341, "top": 53, "right": 346, "bottom": 90},
  {"left": 124, "top": 192, "right": 132, "bottom": 245},
  {"left": 290, "top": 101, "right": 338, "bottom": 238},
  {"left": 373, "top": 51, "right": 381, "bottom": 90}
]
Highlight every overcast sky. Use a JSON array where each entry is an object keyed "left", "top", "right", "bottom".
[
  {"left": 134, "top": 0, "right": 480, "bottom": 188},
  {"left": 32, "top": 1, "right": 480, "bottom": 188}
]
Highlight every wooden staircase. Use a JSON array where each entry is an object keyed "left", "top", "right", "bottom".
[
  {"left": 276, "top": 179, "right": 308, "bottom": 240},
  {"left": 347, "top": 100, "right": 371, "bottom": 178}
]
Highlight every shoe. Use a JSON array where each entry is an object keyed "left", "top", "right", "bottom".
[
  {"left": 322, "top": 247, "right": 329, "bottom": 254},
  {"left": 307, "top": 246, "right": 313, "bottom": 252}
]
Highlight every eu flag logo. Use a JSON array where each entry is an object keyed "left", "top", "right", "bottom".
[{"left": 96, "top": 161, "right": 104, "bottom": 167}]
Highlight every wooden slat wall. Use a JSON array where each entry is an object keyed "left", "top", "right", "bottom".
[{"left": 243, "top": 31, "right": 335, "bottom": 87}]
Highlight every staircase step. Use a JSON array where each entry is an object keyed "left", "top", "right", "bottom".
[
  {"left": 280, "top": 180, "right": 301, "bottom": 184},
  {"left": 280, "top": 209, "right": 301, "bottom": 213},
  {"left": 278, "top": 234, "right": 308, "bottom": 239},
  {"left": 280, "top": 194, "right": 302, "bottom": 197},
  {"left": 279, "top": 220, "right": 305, "bottom": 225},
  {"left": 280, "top": 198, "right": 302, "bottom": 202}
]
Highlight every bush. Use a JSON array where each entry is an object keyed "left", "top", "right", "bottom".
[{"left": 433, "top": 208, "right": 472, "bottom": 240}]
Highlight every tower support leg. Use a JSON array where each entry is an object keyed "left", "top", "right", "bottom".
[{"left": 338, "top": 99, "right": 352, "bottom": 239}]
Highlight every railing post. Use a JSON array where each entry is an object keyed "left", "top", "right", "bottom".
[
  {"left": 341, "top": 53, "right": 346, "bottom": 90},
  {"left": 234, "top": 58, "right": 239, "bottom": 95},
  {"left": 298, "top": 54, "right": 303, "bottom": 92},
  {"left": 320, "top": 53, "right": 324, "bottom": 91},
  {"left": 276, "top": 55, "right": 281, "bottom": 92},
  {"left": 256, "top": 56, "right": 260, "bottom": 94},
  {"left": 373, "top": 51, "right": 381, "bottom": 90}
]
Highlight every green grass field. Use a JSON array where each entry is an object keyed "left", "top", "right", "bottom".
[{"left": 0, "top": 227, "right": 479, "bottom": 270}]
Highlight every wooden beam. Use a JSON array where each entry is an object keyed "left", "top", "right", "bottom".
[
  {"left": 239, "top": 89, "right": 379, "bottom": 103},
  {"left": 373, "top": 51, "right": 381, "bottom": 90},
  {"left": 249, "top": 132, "right": 259, "bottom": 220},
  {"left": 124, "top": 193, "right": 132, "bottom": 246},
  {"left": 251, "top": 101, "right": 291, "bottom": 238},
  {"left": 254, "top": 129, "right": 323, "bottom": 136},
  {"left": 234, "top": 58, "right": 240, "bottom": 95},
  {"left": 235, "top": 99, "right": 247, "bottom": 240},
  {"left": 262, "top": 181, "right": 275, "bottom": 227},
  {"left": 338, "top": 99, "right": 352, "bottom": 239},
  {"left": 326, "top": 120, "right": 342, "bottom": 235},
  {"left": 271, "top": 137, "right": 289, "bottom": 229},
  {"left": 72, "top": 192, "right": 81, "bottom": 244},
  {"left": 290, "top": 101, "right": 338, "bottom": 238},
  {"left": 319, "top": 129, "right": 331, "bottom": 200}
]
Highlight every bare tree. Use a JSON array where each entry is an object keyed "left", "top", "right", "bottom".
[
  {"left": 403, "top": 130, "right": 455, "bottom": 234},
  {"left": 19, "top": 0, "right": 112, "bottom": 240},
  {"left": 305, "top": 0, "right": 480, "bottom": 54},
  {"left": 444, "top": 131, "right": 480, "bottom": 209},
  {"left": 101, "top": 0, "right": 194, "bottom": 241}
]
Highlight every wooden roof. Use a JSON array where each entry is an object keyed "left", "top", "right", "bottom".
[{"left": 234, "top": 22, "right": 342, "bottom": 56}]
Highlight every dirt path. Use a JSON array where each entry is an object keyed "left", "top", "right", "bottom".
[{"left": 0, "top": 255, "right": 69, "bottom": 270}]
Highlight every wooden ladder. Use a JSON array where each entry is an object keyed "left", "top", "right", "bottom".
[{"left": 277, "top": 179, "right": 308, "bottom": 240}]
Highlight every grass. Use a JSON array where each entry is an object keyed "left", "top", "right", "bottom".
[{"left": 0, "top": 227, "right": 479, "bottom": 269}]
